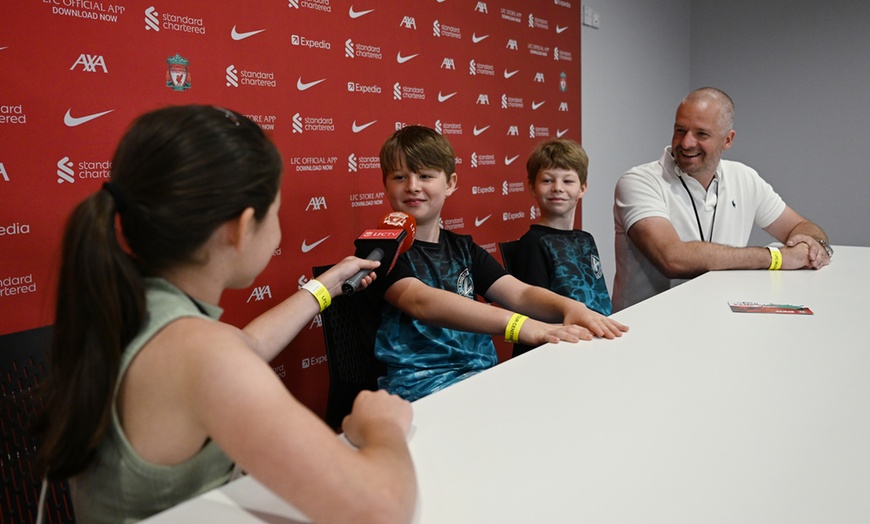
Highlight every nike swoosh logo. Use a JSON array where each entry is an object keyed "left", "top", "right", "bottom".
[
  {"left": 396, "top": 52, "right": 418, "bottom": 64},
  {"left": 231, "top": 26, "right": 265, "bottom": 40},
  {"left": 475, "top": 215, "right": 492, "bottom": 227},
  {"left": 64, "top": 108, "right": 114, "bottom": 127},
  {"left": 557, "top": 129, "right": 568, "bottom": 138},
  {"left": 472, "top": 33, "right": 489, "bottom": 43},
  {"left": 531, "top": 100, "right": 545, "bottom": 110},
  {"left": 473, "top": 125, "right": 490, "bottom": 136},
  {"left": 504, "top": 69, "right": 519, "bottom": 79},
  {"left": 505, "top": 155, "right": 520, "bottom": 165},
  {"left": 352, "top": 120, "right": 377, "bottom": 133},
  {"left": 438, "top": 91, "right": 457, "bottom": 102},
  {"left": 556, "top": 25, "right": 568, "bottom": 34},
  {"left": 297, "top": 77, "right": 326, "bottom": 91},
  {"left": 349, "top": 6, "right": 374, "bottom": 18},
  {"left": 301, "top": 236, "right": 329, "bottom": 253},
  {"left": 0, "top": 46, "right": 8, "bottom": 51}
]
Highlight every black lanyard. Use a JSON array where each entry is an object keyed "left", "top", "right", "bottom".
[{"left": 678, "top": 175, "right": 718, "bottom": 242}]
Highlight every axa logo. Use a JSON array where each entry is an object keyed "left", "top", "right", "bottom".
[
  {"left": 226, "top": 65, "right": 238, "bottom": 87},
  {"left": 441, "top": 58, "right": 455, "bottom": 70},
  {"left": 0, "top": 163, "right": 8, "bottom": 182},
  {"left": 534, "top": 72, "right": 545, "bottom": 83},
  {"left": 559, "top": 102, "right": 569, "bottom": 112},
  {"left": 247, "top": 285, "right": 273, "bottom": 303},
  {"left": 71, "top": 54, "right": 107, "bottom": 73},
  {"left": 476, "top": 94, "right": 490, "bottom": 105},
  {"left": 145, "top": 6, "right": 159, "bottom": 31},
  {"left": 507, "top": 125, "right": 519, "bottom": 136},
  {"left": 474, "top": 2, "right": 488, "bottom": 14},
  {"left": 506, "top": 39, "right": 518, "bottom": 51},
  {"left": 400, "top": 16, "right": 416, "bottom": 29},
  {"left": 57, "top": 157, "right": 75, "bottom": 183},
  {"left": 306, "top": 196, "right": 327, "bottom": 210}
]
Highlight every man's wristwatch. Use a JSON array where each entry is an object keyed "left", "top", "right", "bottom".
[{"left": 818, "top": 239, "right": 834, "bottom": 258}]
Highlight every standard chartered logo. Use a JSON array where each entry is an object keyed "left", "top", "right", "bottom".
[
  {"left": 57, "top": 157, "right": 74, "bottom": 184},
  {"left": 433, "top": 20, "right": 441, "bottom": 37},
  {"left": 344, "top": 39, "right": 354, "bottom": 58},
  {"left": 501, "top": 94, "right": 508, "bottom": 108},
  {"left": 293, "top": 113, "right": 303, "bottom": 133},
  {"left": 471, "top": 152, "right": 478, "bottom": 168},
  {"left": 393, "top": 83, "right": 402, "bottom": 100},
  {"left": 469, "top": 59, "right": 476, "bottom": 75},
  {"left": 145, "top": 6, "right": 159, "bottom": 31},
  {"left": 226, "top": 65, "right": 238, "bottom": 87},
  {"left": 348, "top": 153, "right": 358, "bottom": 172},
  {"left": 502, "top": 181, "right": 509, "bottom": 195}
]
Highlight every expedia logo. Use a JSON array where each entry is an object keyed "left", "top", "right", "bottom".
[
  {"left": 0, "top": 222, "right": 30, "bottom": 236},
  {"left": 348, "top": 82, "right": 382, "bottom": 94},
  {"left": 301, "top": 355, "right": 328, "bottom": 369},
  {"left": 502, "top": 211, "right": 525, "bottom": 221},
  {"left": 292, "top": 34, "right": 332, "bottom": 50}
]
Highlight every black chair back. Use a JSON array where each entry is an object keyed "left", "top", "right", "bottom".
[
  {"left": 1, "top": 326, "right": 76, "bottom": 523},
  {"left": 312, "top": 267, "right": 385, "bottom": 430},
  {"left": 498, "top": 240, "right": 519, "bottom": 272}
]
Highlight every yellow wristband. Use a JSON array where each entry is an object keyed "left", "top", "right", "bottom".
[
  {"left": 302, "top": 279, "right": 331, "bottom": 312},
  {"left": 504, "top": 313, "right": 529, "bottom": 344},
  {"left": 767, "top": 246, "right": 782, "bottom": 270}
]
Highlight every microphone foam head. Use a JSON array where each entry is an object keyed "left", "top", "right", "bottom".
[{"left": 380, "top": 211, "right": 417, "bottom": 253}]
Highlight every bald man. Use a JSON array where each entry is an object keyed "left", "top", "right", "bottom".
[{"left": 612, "top": 87, "right": 830, "bottom": 311}]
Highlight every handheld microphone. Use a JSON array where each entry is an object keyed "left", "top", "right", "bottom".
[{"left": 342, "top": 212, "right": 417, "bottom": 295}]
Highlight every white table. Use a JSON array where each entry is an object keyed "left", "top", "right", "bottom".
[{"left": 147, "top": 245, "right": 870, "bottom": 523}]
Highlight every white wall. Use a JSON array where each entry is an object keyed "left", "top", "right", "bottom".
[
  {"left": 582, "top": 0, "right": 870, "bottom": 293},
  {"left": 581, "top": 0, "right": 691, "bottom": 293},
  {"left": 690, "top": 0, "right": 870, "bottom": 249}
]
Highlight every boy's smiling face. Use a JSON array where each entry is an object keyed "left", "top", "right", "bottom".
[
  {"left": 529, "top": 167, "right": 586, "bottom": 219},
  {"left": 384, "top": 160, "right": 457, "bottom": 232}
]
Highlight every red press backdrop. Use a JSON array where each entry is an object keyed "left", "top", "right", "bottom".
[{"left": 0, "top": 0, "right": 581, "bottom": 418}]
